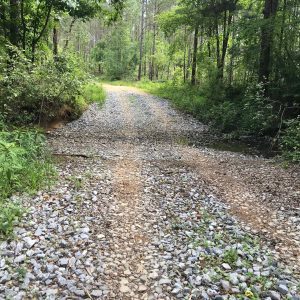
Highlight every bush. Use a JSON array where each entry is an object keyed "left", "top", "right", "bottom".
[
  {"left": 0, "top": 128, "right": 55, "bottom": 199},
  {"left": 280, "top": 117, "right": 300, "bottom": 163},
  {"left": 0, "top": 50, "right": 89, "bottom": 125},
  {"left": 0, "top": 125, "right": 55, "bottom": 239},
  {"left": 0, "top": 202, "right": 23, "bottom": 238},
  {"left": 240, "top": 83, "right": 278, "bottom": 135},
  {"left": 208, "top": 101, "right": 239, "bottom": 132}
]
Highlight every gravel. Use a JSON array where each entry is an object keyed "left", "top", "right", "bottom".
[{"left": 0, "top": 84, "right": 299, "bottom": 299}]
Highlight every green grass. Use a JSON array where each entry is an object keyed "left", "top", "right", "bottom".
[{"left": 82, "top": 82, "right": 106, "bottom": 106}]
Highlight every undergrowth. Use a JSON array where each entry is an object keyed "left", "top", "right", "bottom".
[
  {"left": 0, "top": 121, "right": 56, "bottom": 238},
  {"left": 82, "top": 82, "right": 106, "bottom": 106}
]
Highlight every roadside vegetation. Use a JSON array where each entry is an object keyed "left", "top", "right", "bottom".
[
  {"left": 82, "top": 82, "right": 106, "bottom": 107},
  {"left": 0, "top": 121, "right": 56, "bottom": 237}
]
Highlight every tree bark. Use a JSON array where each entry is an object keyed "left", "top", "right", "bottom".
[
  {"left": 0, "top": 3, "right": 8, "bottom": 40},
  {"left": 20, "top": 0, "right": 26, "bottom": 50},
  {"left": 191, "top": 24, "right": 199, "bottom": 85},
  {"left": 259, "top": 0, "right": 279, "bottom": 84},
  {"left": 53, "top": 24, "right": 58, "bottom": 57},
  {"left": 138, "top": 0, "right": 146, "bottom": 81},
  {"left": 9, "top": 0, "right": 19, "bottom": 47},
  {"left": 220, "top": 11, "right": 232, "bottom": 80},
  {"left": 64, "top": 18, "right": 76, "bottom": 50},
  {"left": 149, "top": 0, "right": 157, "bottom": 81}
]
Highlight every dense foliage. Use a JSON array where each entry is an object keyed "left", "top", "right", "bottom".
[
  {"left": 0, "top": 0, "right": 123, "bottom": 125},
  {"left": 0, "top": 122, "right": 55, "bottom": 237}
]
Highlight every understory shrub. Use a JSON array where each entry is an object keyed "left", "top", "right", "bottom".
[
  {"left": 239, "top": 83, "right": 279, "bottom": 135},
  {"left": 280, "top": 117, "right": 300, "bottom": 163},
  {"left": 0, "top": 127, "right": 55, "bottom": 199},
  {"left": 0, "top": 124, "right": 55, "bottom": 238},
  {"left": 0, "top": 50, "right": 89, "bottom": 125},
  {"left": 0, "top": 202, "right": 23, "bottom": 237},
  {"left": 207, "top": 101, "right": 239, "bottom": 133}
]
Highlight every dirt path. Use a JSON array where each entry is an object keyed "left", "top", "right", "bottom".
[{"left": 1, "top": 84, "right": 299, "bottom": 299}]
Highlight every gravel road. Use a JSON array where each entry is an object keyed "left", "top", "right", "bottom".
[{"left": 0, "top": 84, "right": 299, "bottom": 299}]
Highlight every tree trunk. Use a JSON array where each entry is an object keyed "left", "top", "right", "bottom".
[
  {"left": 149, "top": 0, "right": 157, "bottom": 81},
  {"left": 9, "top": 0, "right": 19, "bottom": 47},
  {"left": 219, "top": 11, "right": 233, "bottom": 80},
  {"left": 64, "top": 18, "right": 76, "bottom": 50},
  {"left": 138, "top": 0, "right": 146, "bottom": 81},
  {"left": 259, "top": 0, "right": 279, "bottom": 84},
  {"left": 228, "top": 16, "right": 235, "bottom": 85},
  {"left": 53, "top": 25, "right": 58, "bottom": 57},
  {"left": 186, "top": 37, "right": 191, "bottom": 81},
  {"left": 0, "top": 3, "right": 8, "bottom": 40},
  {"left": 191, "top": 24, "right": 199, "bottom": 85}
]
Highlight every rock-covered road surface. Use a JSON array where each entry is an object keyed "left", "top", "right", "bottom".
[{"left": 1, "top": 84, "right": 299, "bottom": 299}]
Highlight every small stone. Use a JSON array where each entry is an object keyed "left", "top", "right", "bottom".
[
  {"left": 277, "top": 284, "right": 289, "bottom": 295},
  {"left": 57, "top": 276, "right": 67, "bottom": 286},
  {"left": 0, "top": 271, "right": 10, "bottom": 283},
  {"left": 149, "top": 271, "right": 159, "bottom": 279},
  {"left": 270, "top": 291, "right": 281, "bottom": 300},
  {"left": 124, "top": 269, "right": 131, "bottom": 275},
  {"left": 46, "top": 289, "right": 58, "bottom": 296},
  {"left": 34, "top": 227, "right": 43, "bottom": 237},
  {"left": 59, "top": 240, "right": 68, "bottom": 248},
  {"left": 207, "top": 289, "right": 218, "bottom": 297},
  {"left": 120, "top": 285, "right": 131, "bottom": 293},
  {"left": 69, "top": 257, "right": 76, "bottom": 268},
  {"left": 159, "top": 278, "right": 171, "bottom": 285},
  {"left": 191, "top": 289, "right": 201, "bottom": 298},
  {"left": 202, "top": 274, "right": 211, "bottom": 283},
  {"left": 138, "top": 285, "right": 148, "bottom": 292},
  {"left": 58, "top": 258, "right": 69, "bottom": 266},
  {"left": 23, "top": 237, "right": 37, "bottom": 248},
  {"left": 222, "top": 263, "right": 231, "bottom": 270},
  {"left": 80, "top": 227, "right": 89, "bottom": 233},
  {"left": 15, "top": 242, "right": 24, "bottom": 255},
  {"left": 231, "top": 287, "right": 240, "bottom": 294},
  {"left": 91, "top": 290, "right": 102, "bottom": 297},
  {"left": 14, "top": 255, "right": 26, "bottom": 263},
  {"left": 236, "top": 259, "right": 243, "bottom": 267},
  {"left": 74, "top": 289, "right": 85, "bottom": 297},
  {"left": 220, "top": 280, "right": 231, "bottom": 291},
  {"left": 261, "top": 270, "right": 270, "bottom": 276},
  {"left": 46, "top": 264, "right": 55, "bottom": 273},
  {"left": 0, "top": 259, "right": 6, "bottom": 268},
  {"left": 171, "top": 287, "right": 181, "bottom": 294},
  {"left": 229, "top": 273, "right": 239, "bottom": 285}
]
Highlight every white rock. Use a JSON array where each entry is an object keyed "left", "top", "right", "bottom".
[{"left": 23, "top": 237, "right": 37, "bottom": 248}]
